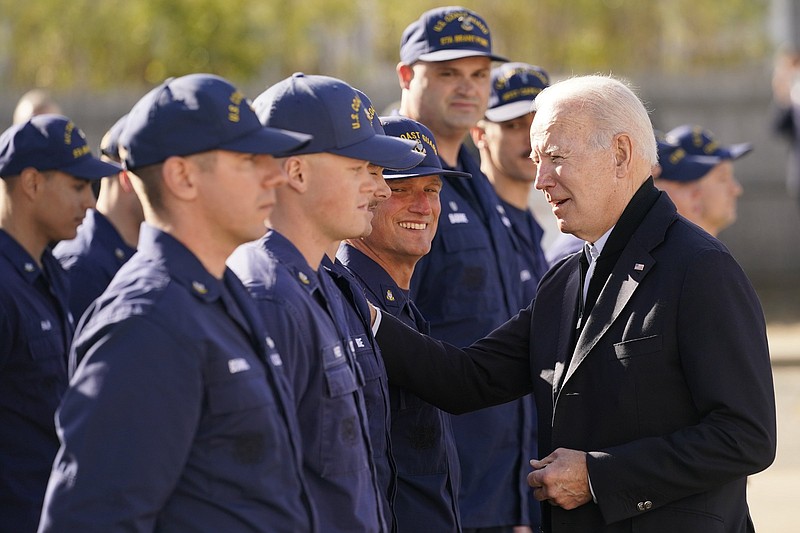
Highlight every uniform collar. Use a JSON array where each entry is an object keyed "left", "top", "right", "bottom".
[
  {"left": 261, "top": 229, "right": 321, "bottom": 295},
  {"left": 0, "top": 228, "right": 49, "bottom": 285},
  {"left": 86, "top": 209, "right": 137, "bottom": 260},
  {"left": 136, "top": 223, "right": 224, "bottom": 303},
  {"left": 337, "top": 243, "right": 410, "bottom": 311},
  {"left": 600, "top": 177, "right": 660, "bottom": 258}
]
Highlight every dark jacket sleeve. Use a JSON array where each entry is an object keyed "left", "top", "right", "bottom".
[{"left": 376, "top": 303, "right": 535, "bottom": 414}]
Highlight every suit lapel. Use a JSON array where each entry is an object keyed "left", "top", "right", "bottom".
[
  {"left": 552, "top": 253, "right": 582, "bottom": 398},
  {"left": 565, "top": 248, "right": 654, "bottom": 384}
]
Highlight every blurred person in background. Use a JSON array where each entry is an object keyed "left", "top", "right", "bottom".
[
  {"left": 53, "top": 114, "right": 145, "bottom": 327},
  {"left": 0, "top": 114, "right": 118, "bottom": 532},
  {"left": 12, "top": 90, "right": 62, "bottom": 125},
  {"left": 771, "top": 45, "right": 800, "bottom": 210},
  {"left": 656, "top": 125, "right": 751, "bottom": 237},
  {"left": 471, "top": 61, "right": 550, "bottom": 305}
]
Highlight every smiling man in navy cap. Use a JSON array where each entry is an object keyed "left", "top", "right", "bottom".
[
  {"left": 472, "top": 62, "right": 551, "bottom": 304},
  {"left": 0, "top": 114, "right": 120, "bottom": 533},
  {"left": 655, "top": 125, "right": 752, "bottom": 237},
  {"left": 338, "top": 115, "right": 468, "bottom": 533},
  {"left": 38, "top": 74, "right": 318, "bottom": 532}
]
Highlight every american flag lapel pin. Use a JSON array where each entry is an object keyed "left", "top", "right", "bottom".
[{"left": 634, "top": 263, "right": 645, "bottom": 271}]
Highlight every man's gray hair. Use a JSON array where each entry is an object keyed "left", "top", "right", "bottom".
[{"left": 534, "top": 75, "right": 657, "bottom": 167}]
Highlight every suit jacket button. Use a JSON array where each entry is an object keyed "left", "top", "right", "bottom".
[{"left": 637, "top": 501, "right": 653, "bottom": 512}]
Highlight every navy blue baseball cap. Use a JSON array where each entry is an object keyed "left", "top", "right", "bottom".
[
  {"left": 355, "top": 89, "right": 385, "bottom": 135},
  {"left": 485, "top": 63, "right": 550, "bottom": 123},
  {"left": 657, "top": 139, "right": 723, "bottom": 183},
  {"left": 100, "top": 113, "right": 128, "bottom": 161},
  {"left": 355, "top": 88, "right": 424, "bottom": 170},
  {"left": 380, "top": 116, "right": 471, "bottom": 180},
  {"left": 400, "top": 6, "right": 508, "bottom": 65},
  {"left": 254, "top": 73, "right": 425, "bottom": 169},
  {"left": 119, "top": 73, "right": 312, "bottom": 169},
  {"left": 665, "top": 124, "right": 752, "bottom": 161},
  {"left": 0, "top": 114, "right": 121, "bottom": 180}
]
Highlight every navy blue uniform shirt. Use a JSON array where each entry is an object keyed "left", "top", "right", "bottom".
[
  {"left": 38, "top": 224, "right": 315, "bottom": 532},
  {"left": 228, "top": 230, "right": 388, "bottom": 533},
  {"left": 0, "top": 230, "right": 72, "bottom": 533},
  {"left": 53, "top": 209, "right": 136, "bottom": 321},
  {"left": 411, "top": 146, "right": 537, "bottom": 529},
  {"left": 323, "top": 255, "right": 398, "bottom": 531},
  {"left": 500, "top": 199, "right": 548, "bottom": 306},
  {"left": 339, "top": 244, "right": 462, "bottom": 533}
]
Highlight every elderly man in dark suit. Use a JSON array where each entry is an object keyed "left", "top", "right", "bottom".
[{"left": 370, "top": 74, "right": 776, "bottom": 533}]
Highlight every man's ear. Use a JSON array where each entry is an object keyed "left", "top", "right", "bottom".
[
  {"left": 161, "top": 156, "right": 199, "bottom": 201},
  {"left": 613, "top": 133, "right": 633, "bottom": 178},
  {"left": 118, "top": 170, "right": 135, "bottom": 193},
  {"left": 282, "top": 156, "right": 308, "bottom": 193},
  {"left": 470, "top": 122, "right": 487, "bottom": 149},
  {"left": 18, "top": 167, "right": 43, "bottom": 200},
  {"left": 397, "top": 62, "right": 414, "bottom": 90}
]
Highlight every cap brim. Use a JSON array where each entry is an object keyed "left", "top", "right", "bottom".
[
  {"left": 658, "top": 154, "right": 722, "bottom": 183},
  {"left": 219, "top": 126, "right": 312, "bottom": 157},
  {"left": 60, "top": 157, "right": 123, "bottom": 181},
  {"left": 416, "top": 50, "right": 508, "bottom": 63},
  {"left": 330, "top": 134, "right": 427, "bottom": 169},
  {"left": 376, "top": 137, "right": 426, "bottom": 170},
  {"left": 484, "top": 100, "right": 535, "bottom": 123},
  {"left": 384, "top": 166, "right": 471, "bottom": 180},
  {"left": 722, "top": 143, "right": 753, "bottom": 160}
]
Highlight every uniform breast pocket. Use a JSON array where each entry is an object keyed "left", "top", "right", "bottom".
[
  {"left": 204, "top": 371, "right": 291, "bottom": 497},
  {"left": 207, "top": 373, "right": 276, "bottom": 415},
  {"left": 25, "top": 319, "right": 66, "bottom": 379},
  {"left": 437, "top": 227, "right": 500, "bottom": 317},
  {"left": 320, "top": 342, "right": 369, "bottom": 476},
  {"left": 391, "top": 394, "right": 447, "bottom": 476}
]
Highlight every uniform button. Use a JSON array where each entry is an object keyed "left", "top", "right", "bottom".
[{"left": 637, "top": 500, "right": 653, "bottom": 511}]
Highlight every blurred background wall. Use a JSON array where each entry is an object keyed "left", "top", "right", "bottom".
[{"left": 1, "top": 0, "right": 798, "bottom": 318}]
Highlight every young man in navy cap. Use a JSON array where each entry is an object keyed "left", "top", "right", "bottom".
[
  {"left": 656, "top": 125, "right": 751, "bottom": 237},
  {"left": 396, "top": 7, "right": 535, "bottom": 532},
  {"left": 472, "top": 62, "right": 550, "bottom": 304},
  {"left": 228, "top": 73, "right": 421, "bottom": 533},
  {"left": 38, "top": 73, "right": 317, "bottom": 532},
  {"left": 53, "top": 114, "right": 145, "bottom": 323},
  {"left": 338, "top": 116, "right": 467, "bottom": 533},
  {"left": 0, "top": 114, "right": 119, "bottom": 533},
  {"left": 320, "top": 89, "right": 425, "bottom": 532}
]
